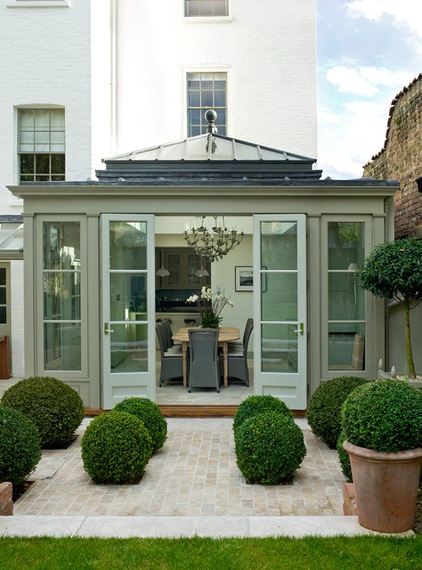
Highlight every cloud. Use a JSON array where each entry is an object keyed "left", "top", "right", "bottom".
[
  {"left": 318, "top": 98, "right": 392, "bottom": 178},
  {"left": 346, "top": 1, "right": 422, "bottom": 44},
  {"left": 326, "top": 65, "right": 412, "bottom": 97}
]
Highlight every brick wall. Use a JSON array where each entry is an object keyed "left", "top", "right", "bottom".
[{"left": 363, "top": 74, "right": 422, "bottom": 238}]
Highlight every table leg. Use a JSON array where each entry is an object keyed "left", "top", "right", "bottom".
[{"left": 182, "top": 341, "right": 188, "bottom": 389}]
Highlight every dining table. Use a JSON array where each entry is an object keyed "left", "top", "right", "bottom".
[{"left": 172, "top": 326, "right": 240, "bottom": 389}]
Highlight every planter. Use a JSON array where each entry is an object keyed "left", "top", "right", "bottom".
[{"left": 343, "top": 440, "right": 422, "bottom": 533}]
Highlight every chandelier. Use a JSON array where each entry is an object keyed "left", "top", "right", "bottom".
[{"left": 184, "top": 216, "right": 244, "bottom": 262}]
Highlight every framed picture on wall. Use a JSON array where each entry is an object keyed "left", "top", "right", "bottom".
[{"left": 235, "top": 266, "right": 253, "bottom": 291}]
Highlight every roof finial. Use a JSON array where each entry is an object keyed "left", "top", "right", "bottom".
[{"left": 205, "top": 109, "right": 218, "bottom": 134}]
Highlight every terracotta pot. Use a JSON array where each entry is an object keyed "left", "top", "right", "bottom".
[{"left": 343, "top": 440, "right": 422, "bottom": 533}]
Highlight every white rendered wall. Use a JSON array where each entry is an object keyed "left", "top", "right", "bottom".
[
  {"left": 0, "top": 0, "right": 93, "bottom": 376},
  {"left": 113, "top": 0, "right": 318, "bottom": 158}
]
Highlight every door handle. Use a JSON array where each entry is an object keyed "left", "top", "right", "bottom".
[
  {"left": 293, "top": 323, "right": 304, "bottom": 335},
  {"left": 104, "top": 323, "right": 114, "bottom": 335}
]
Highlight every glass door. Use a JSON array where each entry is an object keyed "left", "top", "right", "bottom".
[
  {"left": 101, "top": 215, "right": 155, "bottom": 409},
  {"left": 253, "top": 215, "right": 307, "bottom": 409}
]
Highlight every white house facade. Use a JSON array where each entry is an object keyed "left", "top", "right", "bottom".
[{"left": 0, "top": 0, "right": 317, "bottom": 379}]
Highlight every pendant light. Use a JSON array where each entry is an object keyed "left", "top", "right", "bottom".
[
  {"left": 156, "top": 249, "right": 170, "bottom": 277},
  {"left": 195, "top": 256, "right": 209, "bottom": 277}
]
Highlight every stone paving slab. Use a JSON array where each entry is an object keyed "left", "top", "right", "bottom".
[
  {"left": 13, "top": 418, "right": 346, "bottom": 518},
  {"left": 1, "top": 515, "right": 401, "bottom": 538}
]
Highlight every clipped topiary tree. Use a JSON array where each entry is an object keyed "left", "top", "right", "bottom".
[
  {"left": 359, "top": 238, "right": 422, "bottom": 379},
  {"left": 341, "top": 378, "right": 422, "bottom": 453},
  {"left": 306, "top": 376, "right": 371, "bottom": 449},
  {"left": 233, "top": 394, "right": 292, "bottom": 435},
  {"left": 1, "top": 376, "right": 84, "bottom": 448},
  {"left": 113, "top": 397, "right": 167, "bottom": 453},
  {"left": 234, "top": 412, "right": 306, "bottom": 485},
  {"left": 81, "top": 411, "right": 153, "bottom": 484},
  {"left": 0, "top": 404, "right": 42, "bottom": 489},
  {"left": 341, "top": 378, "right": 422, "bottom": 533}
]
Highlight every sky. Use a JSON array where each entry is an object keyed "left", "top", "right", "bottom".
[{"left": 316, "top": 0, "right": 422, "bottom": 179}]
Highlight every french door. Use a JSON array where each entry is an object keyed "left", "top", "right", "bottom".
[
  {"left": 253, "top": 215, "right": 307, "bottom": 409},
  {"left": 101, "top": 215, "right": 155, "bottom": 409}
]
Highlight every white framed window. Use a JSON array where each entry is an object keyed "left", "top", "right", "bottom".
[
  {"left": 42, "top": 221, "right": 82, "bottom": 371},
  {"left": 187, "top": 72, "right": 227, "bottom": 136},
  {"left": 326, "top": 221, "right": 367, "bottom": 372},
  {"left": 18, "top": 108, "right": 65, "bottom": 182},
  {"left": 185, "top": 0, "right": 228, "bottom": 17}
]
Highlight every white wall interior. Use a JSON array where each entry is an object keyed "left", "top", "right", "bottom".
[{"left": 155, "top": 216, "right": 253, "bottom": 338}]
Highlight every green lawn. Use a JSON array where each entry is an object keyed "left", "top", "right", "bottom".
[{"left": 1, "top": 536, "right": 421, "bottom": 569}]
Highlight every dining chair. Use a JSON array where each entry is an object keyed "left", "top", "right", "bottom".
[
  {"left": 156, "top": 322, "right": 183, "bottom": 386},
  {"left": 160, "top": 318, "right": 182, "bottom": 354},
  {"left": 227, "top": 318, "right": 254, "bottom": 386},
  {"left": 188, "top": 328, "right": 220, "bottom": 393},
  {"left": 228, "top": 318, "right": 253, "bottom": 353}
]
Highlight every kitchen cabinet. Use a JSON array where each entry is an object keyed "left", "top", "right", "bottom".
[{"left": 156, "top": 248, "right": 210, "bottom": 289}]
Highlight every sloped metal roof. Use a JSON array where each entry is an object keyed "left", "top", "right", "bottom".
[
  {"left": 97, "top": 131, "right": 322, "bottom": 184},
  {"left": 103, "top": 133, "right": 315, "bottom": 163}
]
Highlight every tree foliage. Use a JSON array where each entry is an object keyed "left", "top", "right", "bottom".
[
  {"left": 359, "top": 238, "right": 422, "bottom": 306},
  {"left": 359, "top": 238, "right": 422, "bottom": 378}
]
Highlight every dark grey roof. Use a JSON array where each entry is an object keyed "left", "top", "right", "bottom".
[{"left": 97, "top": 133, "right": 322, "bottom": 183}]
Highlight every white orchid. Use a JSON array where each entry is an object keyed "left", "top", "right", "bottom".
[{"left": 187, "top": 285, "right": 233, "bottom": 318}]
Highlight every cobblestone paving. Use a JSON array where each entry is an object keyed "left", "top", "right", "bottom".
[{"left": 14, "top": 418, "right": 345, "bottom": 517}]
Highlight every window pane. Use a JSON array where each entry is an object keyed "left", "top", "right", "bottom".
[
  {"left": 214, "top": 90, "right": 226, "bottom": 107},
  {"left": 188, "top": 91, "right": 200, "bottom": 107},
  {"left": 50, "top": 109, "right": 65, "bottom": 129},
  {"left": 44, "top": 323, "right": 81, "bottom": 370},
  {"left": 110, "top": 273, "right": 147, "bottom": 321},
  {"left": 34, "top": 110, "right": 50, "bottom": 129},
  {"left": 262, "top": 273, "right": 297, "bottom": 322},
  {"left": 261, "top": 221, "right": 297, "bottom": 270},
  {"left": 328, "top": 273, "right": 365, "bottom": 321},
  {"left": 109, "top": 222, "right": 147, "bottom": 270},
  {"left": 0, "top": 307, "right": 6, "bottom": 324},
  {"left": 261, "top": 323, "right": 298, "bottom": 373},
  {"left": 51, "top": 154, "right": 65, "bottom": 173},
  {"left": 201, "top": 91, "right": 214, "bottom": 108},
  {"left": 328, "top": 222, "right": 365, "bottom": 270},
  {"left": 20, "top": 131, "right": 34, "bottom": 148},
  {"left": 43, "top": 272, "right": 80, "bottom": 320},
  {"left": 43, "top": 222, "right": 81, "bottom": 270},
  {"left": 0, "top": 288, "right": 6, "bottom": 305},
  {"left": 20, "top": 154, "right": 34, "bottom": 174},
  {"left": 110, "top": 324, "right": 148, "bottom": 373},
  {"left": 188, "top": 109, "right": 200, "bottom": 127},
  {"left": 36, "top": 154, "right": 50, "bottom": 173},
  {"left": 19, "top": 110, "right": 34, "bottom": 128},
  {"left": 0, "top": 268, "right": 5, "bottom": 285},
  {"left": 328, "top": 324, "right": 365, "bottom": 370},
  {"left": 189, "top": 125, "right": 201, "bottom": 137}
]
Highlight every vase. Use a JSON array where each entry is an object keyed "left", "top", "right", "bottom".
[{"left": 343, "top": 440, "right": 422, "bottom": 533}]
